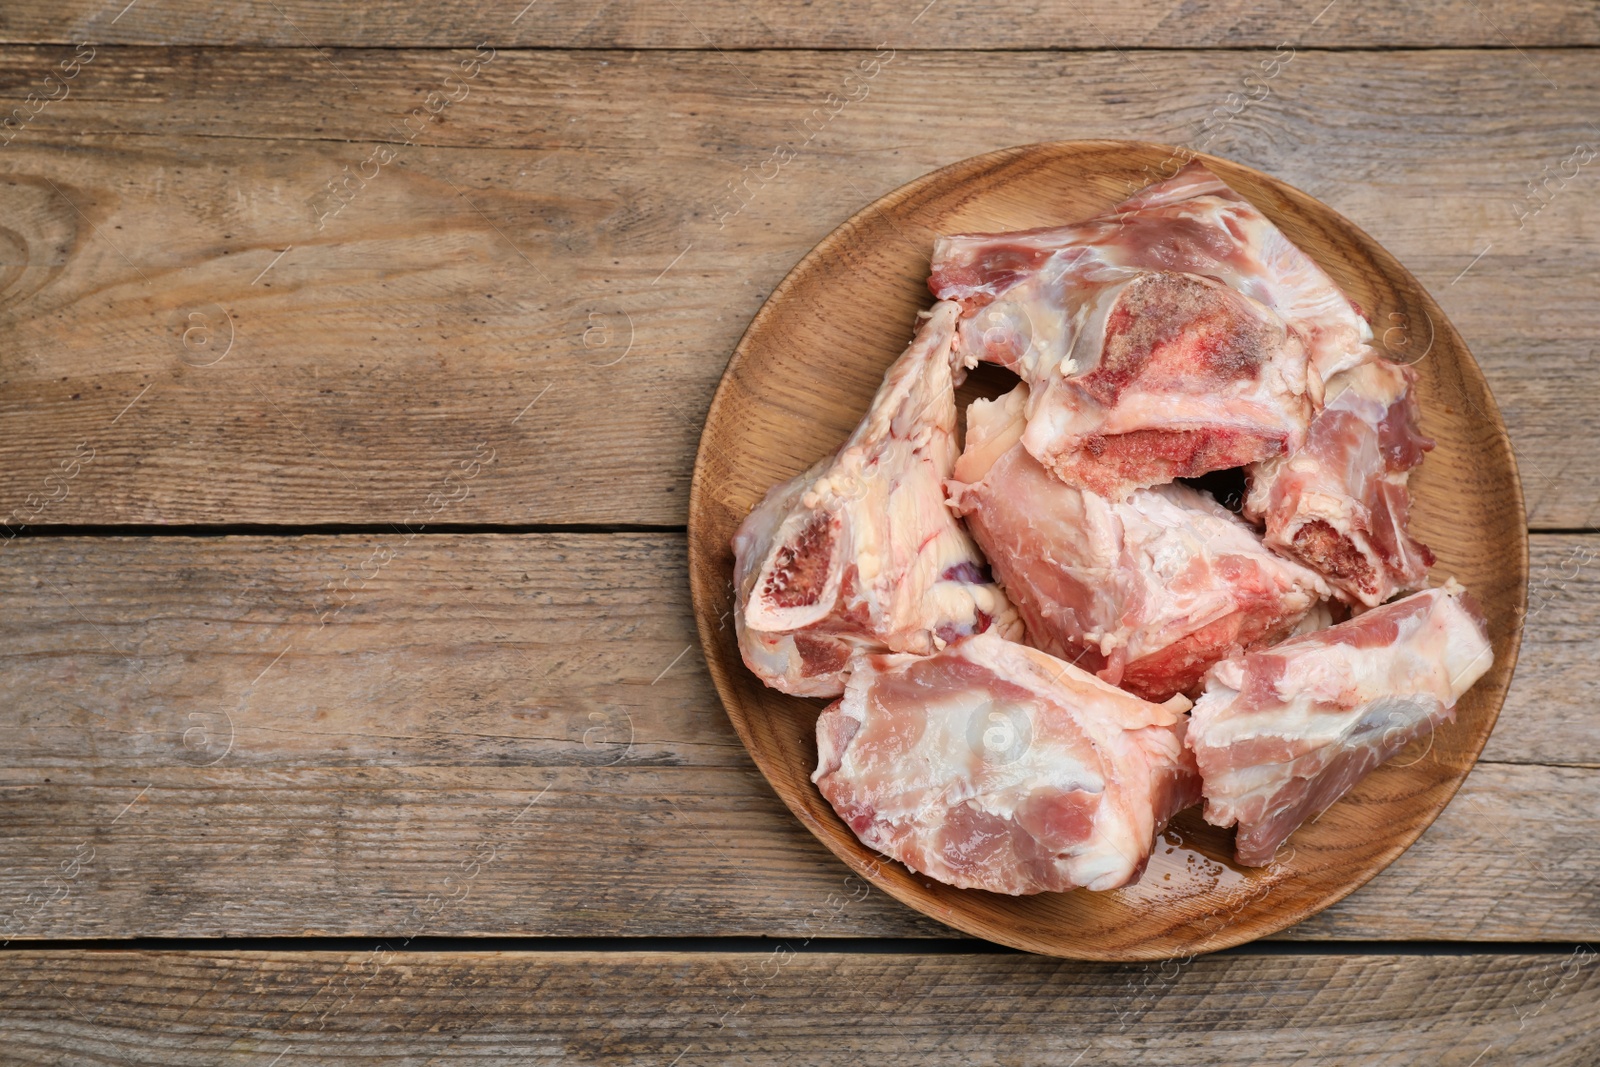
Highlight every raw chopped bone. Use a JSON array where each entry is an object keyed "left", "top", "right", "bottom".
[
  {"left": 731, "top": 301, "right": 1018, "bottom": 696},
  {"left": 948, "top": 384, "right": 1330, "bottom": 702},
  {"left": 813, "top": 630, "right": 1200, "bottom": 894},
  {"left": 1187, "top": 582, "right": 1492, "bottom": 866},
  {"left": 929, "top": 162, "right": 1374, "bottom": 498},
  {"left": 1244, "top": 354, "right": 1435, "bottom": 607}
]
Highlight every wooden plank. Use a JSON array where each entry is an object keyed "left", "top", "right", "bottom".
[
  {"left": 2, "top": 949, "right": 1597, "bottom": 1065},
  {"left": 2, "top": 0, "right": 1598, "bottom": 48},
  {"left": 0, "top": 47, "right": 1596, "bottom": 526},
  {"left": 3, "top": 762, "right": 1594, "bottom": 942},
  {"left": 1503, "top": 534, "right": 1600, "bottom": 767},
  {"left": 0, "top": 533, "right": 1588, "bottom": 769},
  {"left": 0, "top": 533, "right": 1594, "bottom": 941}
]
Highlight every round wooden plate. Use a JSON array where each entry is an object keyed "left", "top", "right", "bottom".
[{"left": 687, "top": 141, "right": 1528, "bottom": 961}]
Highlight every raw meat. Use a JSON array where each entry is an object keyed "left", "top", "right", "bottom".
[
  {"left": 1244, "top": 354, "right": 1435, "bottom": 606},
  {"left": 948, "top": 385, "right": 1330, "bottom": 702},
  {"left": 1187, "top": 582, "right": 1492, "bottom": 866},
  {"left": 731, "top": 301, "right": 1018, "bottom": 697},
  {"left": 813, "top": 630, "right": 1201, "bottom": 894},
  {"left": 928, "top": 162, "right": 1375, "bottom": 498}
]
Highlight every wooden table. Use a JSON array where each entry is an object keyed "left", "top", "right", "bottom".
[{"left": 1, "top": 3, "right": 1596, "bottom": 1063}]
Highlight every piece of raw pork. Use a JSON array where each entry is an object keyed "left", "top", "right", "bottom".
[
  {"left": 928, "top": 162, "right": 1375, "bottom": 498},
  {"left": 813, "top": 630, "right": 1201, "bottom": 895},
  {"left": 1244, "top": 354, "right": 1435, "bottom": 606},
  {"left": 948, "top": 384, "right": 1331, "bottom": 703},
  {"left": 1186, "top": 582, "right": 1492, "bottom": 866},
  {"left": 731, "top": 301, "right": 1018, "bottom": 697}
]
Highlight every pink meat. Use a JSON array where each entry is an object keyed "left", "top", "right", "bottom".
[
  {"left": 1245, "top": 355, "right": 1435, "bottom": 607},
  {"left": 928, "top": 162, "right": 1375, "bottom": 499},
  {"left": 813, "top": 630, "right": 1201, "bottom": 895},
  {"left": 947, "top": 385, "right": 1330, "bottom": 703},
  {"left": 730, "top": 302, "right": 1019, "bottom": 696},
  {"left": 1187, "top": 583, "right": 1493, "bottom": 866}
]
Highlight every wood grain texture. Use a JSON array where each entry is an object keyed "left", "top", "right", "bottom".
[
  {"left": 0, "top": 47, "right": 1596, "bottom": 526},
  {"left": 3, "top": 0, "right": 1598, "bottom": 48},
  {"left": 1, "top": 534, "right": 1592, "bottom": 942},
  {"left": 0, "top": 4, "right": 1587, "bottom": 1050},
  {"left": 1505, "top": 536, "right": 1600, "bottom": 767},
  {"left": 4, "top": 762, "right": 1595, "bottom": 942},
  {"left": 2, "top": 949, "right": 1598, "bottom": 1065},
  {"left": 689, "top": 141, "right": 1526, "bottom": 959}
]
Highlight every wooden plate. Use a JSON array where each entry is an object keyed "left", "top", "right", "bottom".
[{"left": 686, "top": 141, "right": 1527, "bottom": 961}]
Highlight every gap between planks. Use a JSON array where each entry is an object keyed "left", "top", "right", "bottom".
[
  {"left": 0, "top": 936, "right": 1592, "bottom": 956},
  {"left": 4, "top": 43, "right": 1600, "bottom": 52},
  {"left": 3, "top": 522, "right": 690, "bottom": 538},
  {"left": 5, "top": 524, "right": 1592, "bottom": 537}
]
